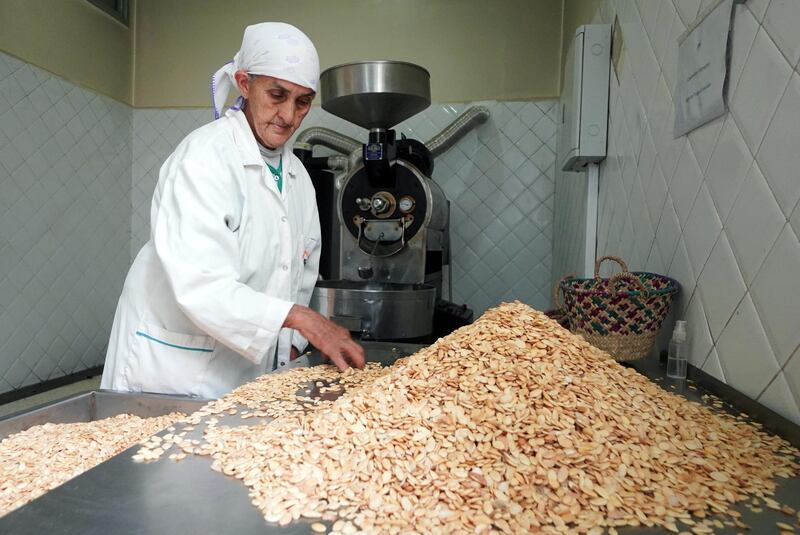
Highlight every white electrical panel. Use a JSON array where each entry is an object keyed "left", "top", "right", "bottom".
[{"left": 558, "top": 24, "right": 611, "bottom": 172}]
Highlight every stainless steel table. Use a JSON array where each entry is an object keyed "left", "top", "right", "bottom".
[
  {"left": 0, "top": 342, "right": 423, "bottom": 534},
  {"left": 0, "top": 343, "right": 798, "bottom": 534},
  {"left": 0, "top": 390, "right": 209, "bottom": 441}
]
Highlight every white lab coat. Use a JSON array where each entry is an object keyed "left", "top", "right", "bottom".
[{"left": 100, "top": 109, "right": 321, "bottom": 398}]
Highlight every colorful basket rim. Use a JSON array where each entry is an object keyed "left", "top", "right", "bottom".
[{"left": 559, "top": 272, "right": 680, "bottom": 298}]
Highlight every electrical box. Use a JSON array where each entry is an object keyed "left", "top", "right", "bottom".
[{"left": 558, "top": 24, "right": 611, "bottom": 172}]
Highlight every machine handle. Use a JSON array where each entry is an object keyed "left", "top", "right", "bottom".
[{"left": 356, "top": 223, "right": 405, "bottom": 258}]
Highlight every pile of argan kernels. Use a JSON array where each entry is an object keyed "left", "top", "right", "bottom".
[
  {"left": 0, "top": 412, "right": 183, "bottom": 517},
  {"left": 146, "top": 302, "right": 800, "bottom": 534}
]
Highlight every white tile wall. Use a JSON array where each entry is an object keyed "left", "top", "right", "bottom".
[
  {"left": 684, "top": 291, "right": 713, "bottom": 367},
  {"left": 0, "top": 52, "right": 131, "bottom": 395},
  {"left": 763, "top": 0, "right": 800, "bottom": 67},
  {"left": 131, "top": 108, "right": 209, "bottom": 260},
  {"left": 730, "top": 26, "right": 792, "bottom": 154},
  {"left": 552, "top": 168, "right": 587, "bottom": 285},
  {"left": 696, "top": 231, "right": 746, "bottom": 340},
  {"left": 757, "top": 71, "right": 800, "bottom": 217},
  {"left": 704, "top": 116, "right": 752, "bottom": 221},
  {"left": 568, "top": 0, "right": 800, "bottom": 424},
  {"left": 131, "top": 101, "right": 558, "bottom": 317},
  {"left": 726, "top": 161, "right": 785, "bottom": 284}
]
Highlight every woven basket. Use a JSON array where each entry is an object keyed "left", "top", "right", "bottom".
[
  {"left": 557, "top": 256, "right": 679, "bottom": 361},
  {"left": 545, "top": 273, "right": 575, "bottom": 329}
]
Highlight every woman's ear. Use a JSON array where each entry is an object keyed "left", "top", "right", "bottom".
[{"left": 234, "top": 70, "right": 250, "bottom": 99}]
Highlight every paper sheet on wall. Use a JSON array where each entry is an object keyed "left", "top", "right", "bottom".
[{"left": 674, "top": 0, "right": 734, "bottom": 138}]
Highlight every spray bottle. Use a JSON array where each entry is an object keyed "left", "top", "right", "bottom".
[{"left": 666, "top": 320, "right": 688, "bottom": 379}]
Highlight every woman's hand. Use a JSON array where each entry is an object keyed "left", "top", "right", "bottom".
[{"left": 283, "top": 305, "right": 365, "bottom": 371}]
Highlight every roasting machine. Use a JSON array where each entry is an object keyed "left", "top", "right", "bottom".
[{"left": 294, "top": 61, "right": 490, "bottom": 341}]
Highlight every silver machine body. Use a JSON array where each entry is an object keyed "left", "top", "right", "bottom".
[
  {"left": 311, "top": 281, "right": 436, "bottom": 340},
  {"left": 303, "top": 61, "right": 487, "bottom": 340},
  {"left": 337, "top": 159, "right": 449, "bottom": 288}
]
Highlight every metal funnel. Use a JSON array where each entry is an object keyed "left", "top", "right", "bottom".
[{"left": 320, "top": 61, "right": 431, "bottom": 130}]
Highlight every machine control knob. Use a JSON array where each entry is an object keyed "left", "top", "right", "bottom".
[
  {"left": 356, "top": 197, "right": 372, "bottom": 211},
  {"left": 372, "top": 197, "right": 389, "bottom": 212},
  {"left": 370, "top": 191, "right": 396, "bottom": 218}
]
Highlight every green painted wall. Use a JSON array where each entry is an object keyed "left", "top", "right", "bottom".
[
  {"left": 0, "top": 0, "right": 134, "bottom": 103},
  {"left": 133, "top": 0, "right": 564, "bottom": 107}
]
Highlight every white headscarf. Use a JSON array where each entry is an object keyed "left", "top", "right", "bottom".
[{"left": 211, "top": 22, "right": 320, "bottom": 119}]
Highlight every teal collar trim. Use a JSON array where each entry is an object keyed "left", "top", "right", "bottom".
[
  {"left": 266, "top": 155, "right": 283, "bottom": 193},
  {"left": 266, "top": 155, "right": 282, "bottom": 177}
]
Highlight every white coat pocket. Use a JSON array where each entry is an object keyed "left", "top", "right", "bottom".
[
  {"left": 301, "top": 236, "right": 318, "bottom": 267},
  {"left": 295, "top": 236, "right": 318, "bottom": 293},
  {"left": 129, "top": 322, "right": 217, "bottom": 396}
]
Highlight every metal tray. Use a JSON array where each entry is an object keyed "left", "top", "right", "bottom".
[
  {"left": 0, "top": 341, "right": 419, "bottom": 442},
  {"left": 0, "top": 342, "right": 424, "bottom": 534},
  {"left": 0, "top": 390, "right": 209, "bottom": 441}
]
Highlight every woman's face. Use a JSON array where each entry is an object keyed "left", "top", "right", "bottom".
[{"left": 235, "top": 72, "right": 315, "bottom": 149}]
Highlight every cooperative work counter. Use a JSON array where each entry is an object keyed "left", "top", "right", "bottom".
[{"left": 0, "top": 342, "right": 798, "bottom": 534}]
